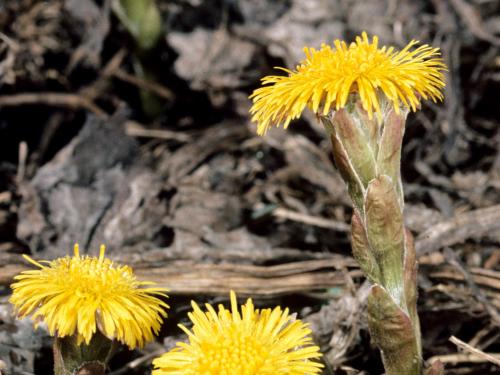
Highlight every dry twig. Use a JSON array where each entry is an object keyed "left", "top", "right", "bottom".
[
  {"left": 449, "top": 335, "right": 500, "bottom": 366},
  {"left": 449, "top": 0, "right": 500, "bottom": 47},
  {"left": 112, "top": 69, "right": 174, "bottom": 101},
  {"left": 273, "top": 207, "right": 349, "bottom": 232},
  {"left": 416, "top": 204, "right": 500, "bottom": 254},
  {"left": 444, "top": 247, "right": 500, "bottom": 326},
  {"left": 124, "top": 121, "right": 191, "bottom": 142},
  {"left": 0, "top": 92, "right": 107, "bottom": 118}
]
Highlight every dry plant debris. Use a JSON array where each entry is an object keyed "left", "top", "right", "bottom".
[{"left": 0, "top": 0, "right": 499, "bottom": 374}]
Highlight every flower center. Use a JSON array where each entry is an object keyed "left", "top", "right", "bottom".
[
  {"left": 51, "top": 256, "right": 133, "bottom": 301},
  {"left": 194, "top": 329, "right": 270, "bottom": 375}
]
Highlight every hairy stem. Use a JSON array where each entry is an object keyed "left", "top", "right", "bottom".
[{"left": 323, "top": 100, "right": 424, "bottom": 375}]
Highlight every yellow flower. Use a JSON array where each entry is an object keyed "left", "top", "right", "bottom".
[
  {"left": 250, "top": 31, "right": 446, "bottom": 135},
  {"left": 152, "top": 291, "right": 323, "bottom": 375},
  {"left": 9, "top": 244, "right": 169, "bottom": 349}
]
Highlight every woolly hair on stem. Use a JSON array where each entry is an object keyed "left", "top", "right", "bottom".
[{"left": 250, "top": 32, "right": 446, "bottom": 375}]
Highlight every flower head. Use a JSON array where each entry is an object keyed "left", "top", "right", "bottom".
[
  {"left": 250, "top": 32, "right": 446, "bottom": 134},
  {"left": 152, "top": 291, "right": 322, "bottom": 375},
  {"left": 9, "top": 244, "right": 169, "bottom": 349}
]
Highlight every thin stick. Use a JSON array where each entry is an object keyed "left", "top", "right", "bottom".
[
  {"left": 416, "top": 204, "right": 500, "bottom": 255},
  {"left": 16, "top": 141, "right": 28, "bottom": 183},
  {"left": 444, "top": 247, "right": 500, "bottom": 326},
  {"left": 428, "top": 352, "right": 500, "bottom": 365},
  {"left": 108, "top": 348, "right": 165, "bottom": 375},
  {"left": 450, "top": 335, "right": 500, "bottom": 366},
  {"left": 0, "top": 93, "right": 108, "bottom": 118},
  {"left": 273, "top": 207, "right": 350, "bottom": 232},
  {"left": 112, "top": 69, "right": 174, "bottom": 101},
  {"left": 125, "top": 121, "right": 191, "bottom": 142}
]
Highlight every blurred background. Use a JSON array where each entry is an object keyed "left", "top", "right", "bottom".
[{"left": 0, "top": 0, "right": 499, "bottom": 374}]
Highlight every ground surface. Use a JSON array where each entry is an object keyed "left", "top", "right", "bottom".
[{"left": 0, "top": 0, "right": 499, "bottom": 374}]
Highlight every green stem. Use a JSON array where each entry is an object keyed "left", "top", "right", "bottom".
[
  {"left": 323, "top": 101, "right": 424, "bottom": 375},
  {"left": 53, "top": 331, "right": 114, "bottom": 375}
]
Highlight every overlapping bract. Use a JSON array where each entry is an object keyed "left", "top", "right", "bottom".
[
  {"left": 153, "top": 291, "right": 322, "bottom": 375},
  {"left": 250, "top": 32, "right": 446, "bottom": 134},
  {"left": 10, "top": 244, "right": 169, "bottom": 349}
]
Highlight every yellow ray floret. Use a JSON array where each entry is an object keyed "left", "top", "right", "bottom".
[
  {"left": 9, "top": 244, "right": 169, "bottom": 349},
  {"left": 152, "top": 291, "right": 323, "bottom": 375},
  {"left": 250, "top": 31, "right": 447, "bottom": 135}
]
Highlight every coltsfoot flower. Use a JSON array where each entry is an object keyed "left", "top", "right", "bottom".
[
  {"left": 250, "top": 31, "right": 446, "bottom": 134},
  {"left": 10, "top": 244, "right": 169, "bottom": 349},
  {"left": 152, "top": 291, "right": 323, "bottom": 375}
]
